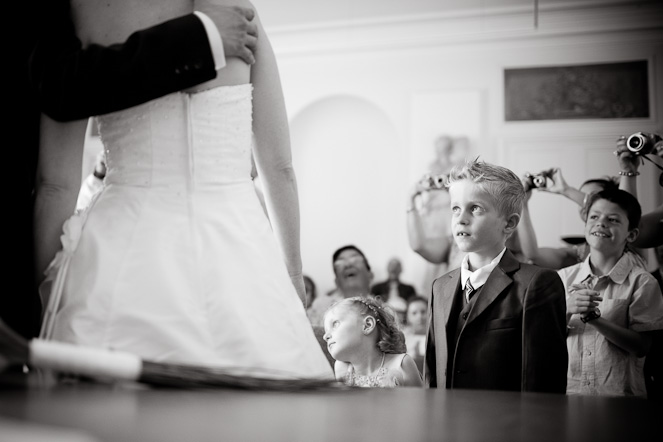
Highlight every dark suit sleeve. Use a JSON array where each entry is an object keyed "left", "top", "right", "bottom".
[
  {"left": 30, "top": 0, "right": 217, "bottom": 121},
  {"left": 424, "top": 285, "right": 437, "bottom": 387},
  {"left": 522, "top": 268, "right": 568, "bottom": 393}
]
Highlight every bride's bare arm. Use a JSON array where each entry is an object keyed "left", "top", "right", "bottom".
[
  {"left": 33, "top": 116, "right": 86, "bottom": 283},
  {"left": 249, "top": 9, "right": 306, "bottom": 303}
]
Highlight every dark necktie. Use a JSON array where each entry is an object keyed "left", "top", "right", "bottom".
[{"left": 465, "top": 279, "right": 476, "bottom": 301}]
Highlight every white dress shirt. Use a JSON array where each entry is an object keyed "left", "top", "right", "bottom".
[
  {"left": 459, "top": 248, "right": 507, "bottom": 302},
  {"left": 193, "top": 12, "right": 226, "bottom": 70}
]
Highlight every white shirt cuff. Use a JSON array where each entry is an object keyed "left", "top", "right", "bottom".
[{"left": 193, "top": 11, "right": 226, "bottom": 71}]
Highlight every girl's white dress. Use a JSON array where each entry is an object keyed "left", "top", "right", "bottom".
[{"left": 40, "top": 85, "right": 332, "bottom": 379}]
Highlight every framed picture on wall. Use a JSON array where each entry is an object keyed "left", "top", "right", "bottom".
[{"left": 504, "top": 60, "right": 649, "bottom": 121}]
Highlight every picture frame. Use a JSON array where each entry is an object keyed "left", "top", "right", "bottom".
[{"left": 504, "top": 60, "right": 649, "bottom": 121}]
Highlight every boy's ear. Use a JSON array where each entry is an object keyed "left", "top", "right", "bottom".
[
  {"left": 626, "top": 227, "right": 639, "bottom": 244},
  {"left": 503, "top": 213, "right": 521, "bottom": 235},
  {"left": 363, "top": 316, "right": 377, "bottom": 334}
]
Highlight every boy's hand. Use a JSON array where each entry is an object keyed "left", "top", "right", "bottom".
[{"left": 567, "top": 287, "right": 602, "bottom": 316}]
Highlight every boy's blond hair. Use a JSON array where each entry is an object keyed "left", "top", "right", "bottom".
[{"left": 446, "top": 158, "right": 526, "bottom": 220}]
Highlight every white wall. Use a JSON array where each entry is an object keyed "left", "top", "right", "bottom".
[
  {"left": 290, "top": 96, "right": 407, "bottom": 292},
  {"left": 257, "top": 1, "right": 663, "bottom": 295}
]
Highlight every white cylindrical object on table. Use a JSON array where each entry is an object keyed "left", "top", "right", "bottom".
[{"left": 29, "top": 339, "right": 142, "bottom": 381}]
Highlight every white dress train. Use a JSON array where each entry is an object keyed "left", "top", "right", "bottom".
[{"left": 40, "top": 84, "right": 332, "bottom": 379}]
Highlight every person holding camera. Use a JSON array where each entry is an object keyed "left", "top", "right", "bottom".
[
  {"left": 407, "top": 173, "right": 462, "bottom": 267},
  {"left": 517, "top": 134, "right": 657, "bottom": 269},
  {"left": 517, "top": 167, "right": 620, "bottom": 270},
  {"left": 406, "top": 136, "right": 476, "bottom": 293},
  {"left": 406, "top": 172, "right": 466, "bottom": 299},
  {"left": 614, "top": 132, "right": 663, "bottom": 249},
  {"left": 614, "top": 132, "right": 663, "bottom": 400}
]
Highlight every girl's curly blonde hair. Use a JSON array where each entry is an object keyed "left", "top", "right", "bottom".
[{"left": 327, "top": 296, "right": 407, "bottom": 354}]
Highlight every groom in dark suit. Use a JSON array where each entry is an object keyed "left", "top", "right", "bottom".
[{"left": 6, "top": 0, "right": 257, "bottom": 339}]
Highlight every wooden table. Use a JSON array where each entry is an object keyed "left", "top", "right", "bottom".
[{"left": 0, "top": 373, "right": 660, "bottom": 442}]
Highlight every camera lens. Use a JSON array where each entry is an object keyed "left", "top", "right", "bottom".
[
  {"left": 533, "top": 175, "right": 546, "bottom": 187},
  {"left": 627, "top": 134, "right": 645, "bottom": 152}
]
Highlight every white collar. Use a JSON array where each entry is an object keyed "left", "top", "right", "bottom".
[
  {"left": 573, "top": 251, "right": 636, "bottom": 287},
  {"left": 460, "top": 248, "right": 507, "bottom": 292}
]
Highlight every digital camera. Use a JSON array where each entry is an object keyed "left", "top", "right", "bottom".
[
  {"left": 524, "top": 172, "right": 548, "bottom": 191},
  {"left": 626, "top": 132, "right": 662, "bottom": 155},
  {"left": 419, "top": 174, "right": 447, "bottom": 191}
]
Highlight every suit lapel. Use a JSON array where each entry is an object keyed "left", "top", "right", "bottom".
[
  {"left": 466, "top": 250, "right": 520, "bottom": 324},
  {"left": 425, "top": 270, "right": 459, "bottom": 388},
  {"left": 440, "top": 270, "right": 460, "bottom": 327}
]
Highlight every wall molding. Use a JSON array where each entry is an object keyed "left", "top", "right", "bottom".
[{"left": 266, "top": 1, "right": 663, "bottom": 57}]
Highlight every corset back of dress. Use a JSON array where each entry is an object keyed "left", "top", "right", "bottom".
[{"left": 96, "top": 84, "right": 253, "bottom": 190}]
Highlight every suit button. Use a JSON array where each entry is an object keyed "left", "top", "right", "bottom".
[
  {"left": 174, "top": 68, "right": 181, "bottom": 75},
  {"left": 462, "top": 313, "right": 468, "bottom": 320}
]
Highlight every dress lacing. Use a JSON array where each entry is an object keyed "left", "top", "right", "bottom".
[{"left": 345, "top": 353, "right": 400, "bottom": 388}]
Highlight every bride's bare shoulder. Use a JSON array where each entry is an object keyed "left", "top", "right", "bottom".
[{"left": 71, "top": 0, "right": 192, "bottom": 46}]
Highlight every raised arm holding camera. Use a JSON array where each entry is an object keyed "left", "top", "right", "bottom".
[
  {"left": 614, "top": 132, "right": 663, "bottom": 249},
  {"left": 516, "top": 167, "right": 621, "bottom": 269},
  {"left": 524, "top": 168, "right": 587, "bottom": 206},
  {"left": 407, "top": 173, "right": 460, "bottom": 267}
]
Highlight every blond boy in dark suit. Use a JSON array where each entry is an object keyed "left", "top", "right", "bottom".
[{"left": 424, "top": 159, "right": 567, "bottom": 393}]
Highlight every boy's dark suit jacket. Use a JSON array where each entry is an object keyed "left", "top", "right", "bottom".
[
  {"left": 424, "top": 249, "right": 568, "bottom": 394},
  {"left": 6, "top": 1, "right": 217, "bottom": 339}
]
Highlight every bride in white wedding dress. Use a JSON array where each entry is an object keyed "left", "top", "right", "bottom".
[{"left": 34, "top": 0, "right": 333, "bottom": 378}]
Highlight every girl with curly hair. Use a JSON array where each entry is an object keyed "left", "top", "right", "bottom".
[{"left": 322, "top": 296, "right": 423, "bottom": 387}]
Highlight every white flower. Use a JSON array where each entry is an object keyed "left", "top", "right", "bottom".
[
  {"left": 42, "top": 211, "right": 88, "bottom": 279},
  {"left": 60, "top": 212, "right": 85, "bottom": 253}
]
